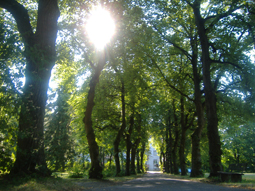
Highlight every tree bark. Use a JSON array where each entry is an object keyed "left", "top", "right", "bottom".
[
  {"left": 125, "top": 114, "right": 134, "bottom": 176},
  {"left": 125, "top": 136, "right": 131, "bottom": 176},
  {"left": 113, "top": 81, "right": 126, "bottom": 176},
  {"left": 140, "top": 142, "right": 145, "bottom": 172},
  {"left": 83, "top": 52, "right": 106, "bottom": 179},
  {"left": 192, "top": 0, "right": 222, "bottom": 177},
  {"left": 109, "top": 151, "right": 113, "bottom": 167},
  {"left": 165, "top": 123, "right": 170, "bottom": 173},
  {"left": 172, "top": 128, "right": 179, "bottom": 175},
  {"left": 172, "top": 100, "right": 179, "bottom": 175},
  {"left": 130, "top": 146, "right": 136, "bottom": 175},
  {"left": 190, "top": 35, "right": 205, "bottom": 177},
  {"left": 0, "top": 0, "right": 59, "bottom": 175},
  {"left": 165, "top": 111, "right": 173, "bottom": 173},
  {"left": 159, "top": 145, "right": 164, "bottom": 170},
  {"left": 130, "top": 114, "right": 141, "bottom": 175},
  {"left": 120, "top": 151, "right": 124, "bottom": 172},
  {"left": 136, "top": 149, "right": 140, "bottom": 173},
  {"left": 130, "top": 137, "right": 141, "bottom": 175},
  {"left": 179, "top": 96, "right": 187, "bottom": 176}
]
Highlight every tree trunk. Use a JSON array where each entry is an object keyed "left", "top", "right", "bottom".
[
  {"left": 1, "top": 0, "right": 60, "bottom": 176},
  {"left": 169, "top": 119, "right": 173, "bottom": 173},
  {"left": 159, "top": 145, "right": 164, "bottom": 169},
  {"left": 165, "top": 127, "right": 170, "bottom": 173},
  {"left": 109, "top": 151, "right": 113, "bottom": 167},
  {"left": 83, "top": 52, "right": 106, "bottom": 179},
  {"left": 193, "top": 1, "right": 222, "bottom": 177},
  {"left": 190, "top": 35, "right": 204, "bottom": 177},
  {"left": 165, "top": 111, "right": 173, "bottom": 173},
  {"left": 172, "top": 100, "right": 179, "bottom": 175},
  {"left": 130, "top": 147, "right": 136, "bottom": 175},
  {"left": 172, "top": 129, "right": 179, "bottom": 175},
  {"left": 136, "top": 149, "right": 141, "bottom": 173},
  {"left": 131, "top": 139, "right": 141, "bottom": 175},
  {"left": 130, "top": 114, "right": 141, "bottom": 175},
  {"left": 179, "top": 96, "right": 187, "bottom": 176},
  {"left": 102, "top": 147, "right": 105, "bottom": 168},
  {"left": 140, "top": 142, "right": 145, "bottom": 172},
  {"left": 191, "top": 128, "right": 203, "bottom": 176},
  {"left": 179, "top": 132, "right": 186, "bottom": 176},
  {"left": 113, "top": 81, "right": 126, "bottom": 176},
  {"left": 121, "top": 151, "right": 124, "bottom": 172},
  {"left": 125, "top": 114, "right": 134, "bottom": 176},
  {"left": 125, "top": 136, "right": 131, "bottom": 176}
]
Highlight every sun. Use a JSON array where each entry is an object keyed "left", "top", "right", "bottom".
[{"left": 86, "top": 6, "right": 115, "bottom": 50}]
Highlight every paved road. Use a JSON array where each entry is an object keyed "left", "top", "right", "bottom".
[{"left": 85, "top": 172, "right": 250, "bottom": 191}]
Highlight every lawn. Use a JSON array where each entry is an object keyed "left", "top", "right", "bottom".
[
  {"left": 0, "top": 172, "right": 143, "bottom": 191},
  {"left": 163, "top": 172, "right": 255, "bottom": 190},
  {"left": 220, "top": 173, "right": 255, "bottom": 190}
]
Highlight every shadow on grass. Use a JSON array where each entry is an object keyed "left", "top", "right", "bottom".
[
  {"left": 0, "top": 173, "right": 84, "bottom": 191},
  {"left": 0, "top": 172, "right": 145, "bottom": 191},
  {"left": 164, "top": 172, "right": 255, "bottom": 190}
]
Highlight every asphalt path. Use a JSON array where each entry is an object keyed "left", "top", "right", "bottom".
[{"left": 85, "top": 171, "right": 250, "bottom": 191}]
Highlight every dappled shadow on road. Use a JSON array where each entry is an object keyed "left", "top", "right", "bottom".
[
  {"left": 120, "top": 173, "right": 200, "bottom": 190},
  {"left": 104, "top": 172, "right": 249, "bottom": 191},
  {"left": 80, "top": 172, "right": 250, "bottom": 190}
]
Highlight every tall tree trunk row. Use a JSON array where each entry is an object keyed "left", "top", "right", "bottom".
[
  {"left": 114, "top": 80, "right": 126, "bottom": 176},
  {"left": 193, "top": 1, "right": 222, "bottom": 177},
  {"left": 83, "top": 53, "right": 106, "bottom": 179},
  {"left": 190, "top": 35, "right": 204, "bottom": 177}
]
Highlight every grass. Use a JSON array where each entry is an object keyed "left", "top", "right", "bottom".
[
  {"left": 0, "top": 171, "right": 144, "bottom": 191},
  {"left": 104, "top": 173, "right": 144, "bottom": 182},
  {"left": 220, "top": 173, "right": 255, "bottom": 190},
  {"left": 0, "top": 175, "right": 85, "bottom": 191},
  {"left": 165, "top": 172, "right": 255, "bottom": 190}
]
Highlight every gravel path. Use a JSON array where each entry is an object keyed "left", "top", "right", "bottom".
[{"left": 79, "top": 172, "right": 250, "bottom": 191}]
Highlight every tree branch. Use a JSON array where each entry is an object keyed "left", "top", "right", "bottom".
[
  {"left": 153, "top": 25, "right": 192, "bottom": 61},
  {"left": 216, "top": 80, "right": 242, "bottom": 94},
  {"left": 211, "top": 59, "right": 242, "bottom": 70},
  {"left": 148, "top": 55, "right": 194, "bottom": 102},
  {"left": 186, "top": 111, "right": 195, "bottom": 130},
  {"left": 205, "top": 5, "right": 245, "bottom": 31},
  {"left": 0, "top": 0, "right": 33, "bottom": 45},
  {"left": 240, "top": 17, "right": 255, "bottom": 48}
]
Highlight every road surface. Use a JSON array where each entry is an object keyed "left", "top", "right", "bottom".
[{"left": 80, "top": 171, "right": 250, "bottom": 191}]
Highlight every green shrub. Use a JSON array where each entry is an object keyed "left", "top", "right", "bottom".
[
  {"left": 0, "top": 142, "right": 14, "bottom": 174},
  {"left": 68, "top": 162, "right": 87, "bottom": 178},
  {"left": 102, "top": 161, "right": 115, "bottom": 177}
]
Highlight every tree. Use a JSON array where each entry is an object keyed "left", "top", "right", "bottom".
[
  {"left": 130, "top": 114, "right": 142, "bottom": 175},
  {"left": 0, "top": 15, "right": 22, "bottom": 173},
  {"left": 91, "top": 62, "right": 124, "bottom": 175},
  {"left": 142, "top": 0, "right": 254, "bottom": 177},
  {"left": 0, "top": 0, "right": 60, "bottom": 175},
  {"left": 83, "top": 52, "right": 106, "bottom": 179},
  {"left": 221, "top": 122, "right": 255, "bottom": 171},
  {"left": 113, "top": 80, "right": 127, "bottom": 176},
  {"left": 45, "top": 87, "right": 75, "bottom": 172},
  {"left": 139, "top": 0, "right": 206, "bottom": 176},
  {"left": 187, "top": 0, "right": 254, "bottom": 176}
]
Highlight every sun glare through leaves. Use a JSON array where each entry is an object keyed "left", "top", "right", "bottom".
[{"left": 86, "top": 6, "right": 115, "bottom": 50}]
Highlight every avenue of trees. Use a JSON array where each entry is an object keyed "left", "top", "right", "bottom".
[{"left": 0, "top": 0, "right": 255, "bottom": 179}]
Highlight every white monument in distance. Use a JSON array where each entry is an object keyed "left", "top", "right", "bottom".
[{"left": 146, "top": 144, "right": 160, "bottom": 171}]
